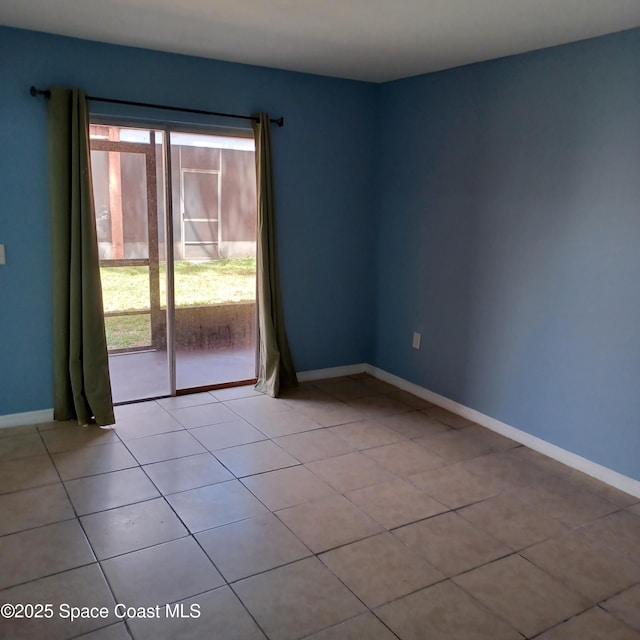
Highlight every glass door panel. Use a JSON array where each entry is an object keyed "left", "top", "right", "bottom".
[
  {"left": 90, "top": 126, "right": 170, "bottom": 403},
  {"left": 170, "top": 131, "right": 257, "bottom": 391}
]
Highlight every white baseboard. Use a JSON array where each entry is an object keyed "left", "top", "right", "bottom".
[
  {"left": 366, "top": 364, "right": 640, "bottom": 499},
  {"left": 297, "top": 363, "right": 367, "bottom": 382},
  {"left": 0, "top": 409, "right": 54, "bottom": 429}
]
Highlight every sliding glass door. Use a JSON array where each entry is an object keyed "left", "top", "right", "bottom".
[
  {"left": 90, "top": 124, "right": 257, "bottom": 403},
  {"left": 169, "top": 131, "right": 258, "bottom": 392}
]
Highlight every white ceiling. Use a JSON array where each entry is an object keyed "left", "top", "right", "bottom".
[{"left": 1, "top": 0, "right": 639, "bottom": 82}]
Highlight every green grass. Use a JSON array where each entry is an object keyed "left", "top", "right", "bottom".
[
  {"left": 101, "top": 257, "right": 256, "bottom": 313},
  {"left": 104, "top": 314, "right": 151, "bottom": 351},
  {"left": 101, "top": 257, "right": 255, "bottom": 350}
]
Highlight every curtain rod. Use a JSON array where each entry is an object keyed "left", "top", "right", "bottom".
[{"left": 29, "top": 86, "right": 284, "bottom": 127}]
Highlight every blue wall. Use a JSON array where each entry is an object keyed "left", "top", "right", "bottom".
[
  {"left": 374, "top": 29, "right": 640, "bottom": 480},
  {"left": 1, "top": 24, "right": 639, "bottom": 482},
  {"left": 0, "top": 27, "right": 376, "bottom": 415}
]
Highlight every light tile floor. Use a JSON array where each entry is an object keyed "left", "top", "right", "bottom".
[{"left": 1, "top": 373, "right": 639, "bottom": 640}]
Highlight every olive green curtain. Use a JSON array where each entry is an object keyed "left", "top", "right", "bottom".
[
  {"left": 252, "top": 113, "right": 297, "bottom": 396},
  {"left": 48, "top": 87, "right": 115, "bottom": 426}
]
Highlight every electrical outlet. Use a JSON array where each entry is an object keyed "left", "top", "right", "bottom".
[
  {"left": 412, "top": 332, "right": 421, "bottom": 350},
  {"left": 0, "top": 244, "right": 5, "bottom": 265}
]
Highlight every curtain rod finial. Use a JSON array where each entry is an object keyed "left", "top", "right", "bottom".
[
  {"left": 275, "top": 116, "right": 284, "bottom": 127},
  {"left": 30, "top": 86, "right": 51, "bottom": 98}
]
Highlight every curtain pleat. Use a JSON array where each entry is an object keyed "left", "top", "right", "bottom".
[
  {"left": 252, "top": 113, "right": 297, "bottom": 397},
  {"left": 48, "top": 87, "right": 115, "bottom": 426}
]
